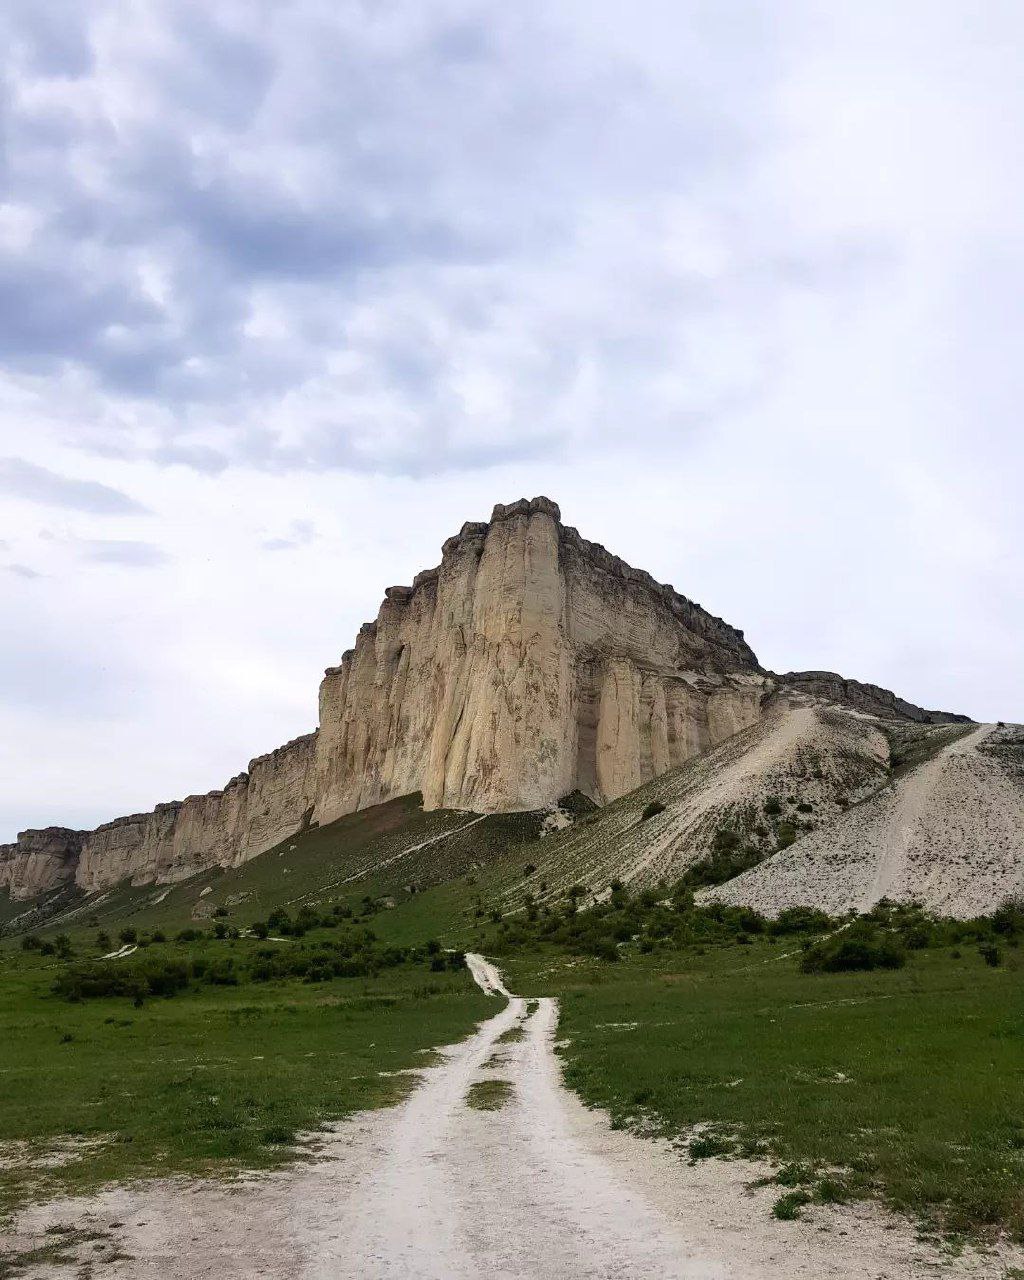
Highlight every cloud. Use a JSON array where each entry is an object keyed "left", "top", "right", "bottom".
[
  {"left": 0, "top": 458, "right": 148, "bottom": 514},
  {"left": 261, "top": 519, "right": 316, "bottom": 551},
  {"left": 6, "top": 562, "right": 42, "bottom": 579},
  {"left": 83, "top": 540, "right": 169, "bottom": 567},
  {"left": 0, "top": 1, "right": 1022, "bottom": 839}
]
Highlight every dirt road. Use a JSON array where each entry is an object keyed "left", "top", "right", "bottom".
[{"left": 7, "top": 955, "right": 1017, "bottom": 1278}]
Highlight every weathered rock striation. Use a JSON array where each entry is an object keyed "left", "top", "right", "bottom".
[
  {"left": 2, "top": 734, "right": 317, "bottom": 900},
  {"left": 2, "top": 496, "right": 970, "bottom": 900},
  {"left": 0, "top": 827, "right": 86, "bottom": 900},
  {"left": 312, "top": 496, "right": 765, "bottom": 825},
  {"left": 73, "top": 733, "right": 317, "bottom": 893}
]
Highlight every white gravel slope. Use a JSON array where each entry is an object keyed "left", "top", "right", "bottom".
[
  {"left": 5, "top": 957, "right": 1019, "bottom": 1279},
  {"left": 710, "top": 723, "right": 1024, "bottom": 917}
]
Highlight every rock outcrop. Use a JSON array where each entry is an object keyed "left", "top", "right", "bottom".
[
  {"left": 777, "top": 671, "right": 970, "bottom": 724},
  {"left": 0, "top": 827, "right": 85, "bottom": 900},
  {"left": 2, "top": 734, "right": 317, "bottom": 901},
  {"left": 2, "top": 496, "right": 971, "bottom": 900},
  {"left": 312, "top": 496, "right": 764, "bottom": 824}
]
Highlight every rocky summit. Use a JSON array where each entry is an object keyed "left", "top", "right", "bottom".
[{"left": 0, "top": 497, "right": 966, "bottom": 901}]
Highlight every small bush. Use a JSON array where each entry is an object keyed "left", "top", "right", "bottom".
[
  {"left": 118, "top": 927, "right": 138, "bottom": 945},
  {"left": 773, "top": 1190, "right": 812, "bottom": 1220},
  {"left": 979, "top": 943, "right": 1002, "bottom": 967},
  {"left": 814, "top": 1176, "right": 851, "bottom": 1204},
  {"left": 801, "top": 925, "right": 906, "bottom": 974},
  {"left": 641, "top": 800, "right": 666, "bottom": 822},
  {"left": 688, "top": 1132, "right": 735, "bottom": 1162},
  {"left": 764, "top": 797, "right": 783, "bottom": 816}
]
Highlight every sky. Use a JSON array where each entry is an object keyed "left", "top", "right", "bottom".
[{"left": 1, "top": 1, "right": 1022, "bottom": 840}]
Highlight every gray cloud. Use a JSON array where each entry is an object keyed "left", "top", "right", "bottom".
[
  {"left": 0, "top": 458, "right": 149, "bottom": 514},
  {"left": 6, "top": 563, "right": 43, "bottom": 579},
  {"left": 83, "top": 540, "right": 169, "bottom": 568}
]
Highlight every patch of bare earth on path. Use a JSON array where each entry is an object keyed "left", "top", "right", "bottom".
[{"left": 3, "top": 956, "right": 1019, "bottom": 1279}]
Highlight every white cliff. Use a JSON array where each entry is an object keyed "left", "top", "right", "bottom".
[{"left": 4, "top": 496, "right": 963, "bottom": 901}]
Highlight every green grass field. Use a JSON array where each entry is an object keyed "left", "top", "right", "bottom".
[
  {"left": 0, "top": 940, "right": 490, "bottom": 1217},
  {"left": 504, "top": 942, "right": 1024, "bottom": 1240},
  {"left": 3, "top": 792, "right": 1022, "bottom": 1246}
]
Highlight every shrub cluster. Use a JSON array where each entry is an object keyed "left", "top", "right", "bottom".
[
  {"left": 483, "top": 880, "right": 1023, "bottom": 973},
  {"left": 251, "top": 898, "right": 383, "bottom": 939},
  {"left": 53, "top": 933, "right": 465, "bottom": 1003},
  {"left": 485, "top": 878, "right": 836, "bottom": 962},
  {"left": 800, "top": 922, "right": 906, "bottom": 973}
]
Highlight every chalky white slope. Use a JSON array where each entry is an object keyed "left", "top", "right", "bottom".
[{"left": 709, "top": 723, "right": 1024, "bottom": 918}]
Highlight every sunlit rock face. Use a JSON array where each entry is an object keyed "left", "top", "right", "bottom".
[{"left": 313, "top": 496, "right": 764, "bottom": 825}]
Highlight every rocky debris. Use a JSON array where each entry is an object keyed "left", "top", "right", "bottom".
[
  {"left": 777, "top": 671, "right": 969, "bottom": 724},
  {"left": 510, "top": 695, "right": 893, "bottom": 901}
]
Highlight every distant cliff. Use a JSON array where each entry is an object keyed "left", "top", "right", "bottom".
[
  {"left": 777, "top": 672, "right": 971, "bottom": 725},
  {"left": 1, "top": 497, "right": 968, "bottom": 901}
]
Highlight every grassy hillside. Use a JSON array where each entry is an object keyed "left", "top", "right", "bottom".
[{"left": 1, "top": 793, "right": 544, "bottom": 947}]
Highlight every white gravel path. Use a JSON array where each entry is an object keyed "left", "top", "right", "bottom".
[{"left": 4, "top": 956, "right": 1019, "bottom": 1278}]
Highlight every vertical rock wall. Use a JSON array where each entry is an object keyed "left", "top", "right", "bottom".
[
  {"left": 313, "top": 497, "right": 766, "bottom": 824},
  {"left": 3, "top": 496, "right": 769, "bottom": 900}
]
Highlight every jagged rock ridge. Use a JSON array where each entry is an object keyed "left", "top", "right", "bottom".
[{"left": 1, "top": 497, "right": 968, "bottom": 900}]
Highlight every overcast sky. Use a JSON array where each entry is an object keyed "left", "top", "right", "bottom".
[{"left": 1, "top": 1, "right": 1021, "bottom": 840}]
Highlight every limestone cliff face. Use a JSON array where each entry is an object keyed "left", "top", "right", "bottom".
[
  {"left": 313, "top": 497, "right": 764, "bottom": 825},
  {"left": 72, "top": 734, "right": 317, "bottom": 893},
  {"left": 0, "top": 827, "right": 85, "bottom": 901},
  {"left": 8, "top": 495, "right": 965, "bottom": 903}
]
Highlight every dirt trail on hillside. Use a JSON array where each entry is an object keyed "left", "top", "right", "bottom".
[
  {"left": 6, "top": 957, "right": 1018, "bottom": 1279},
  {"left": 863, "top": 723, "right": 994, "bottom": 909},
  {"left": 713, "top": 721, "right": 1024, "bottom": 917}
]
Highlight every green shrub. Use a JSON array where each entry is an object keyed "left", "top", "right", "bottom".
[
  {"left": 769, "top": 906, "right": 834, "bottom": 937},
  {"left": 641, "top": 800, "right": 666, "bottom": 822},
  {"left": 801, "top": 925, "right": 906, "bottom": 974},
  {"left": 773, "top": 1189, "right": 812, "bottom": 1220}
]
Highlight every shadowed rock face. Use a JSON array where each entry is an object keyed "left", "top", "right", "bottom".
[
  {"left": 2, "top": 497, "right": 969, "bottom": 899},
  {"left": 0, "top": 827, "right": 86, "bottom": 899},
  {"left": 777, "top": 672, "right": 970, "bottom": 725}
]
